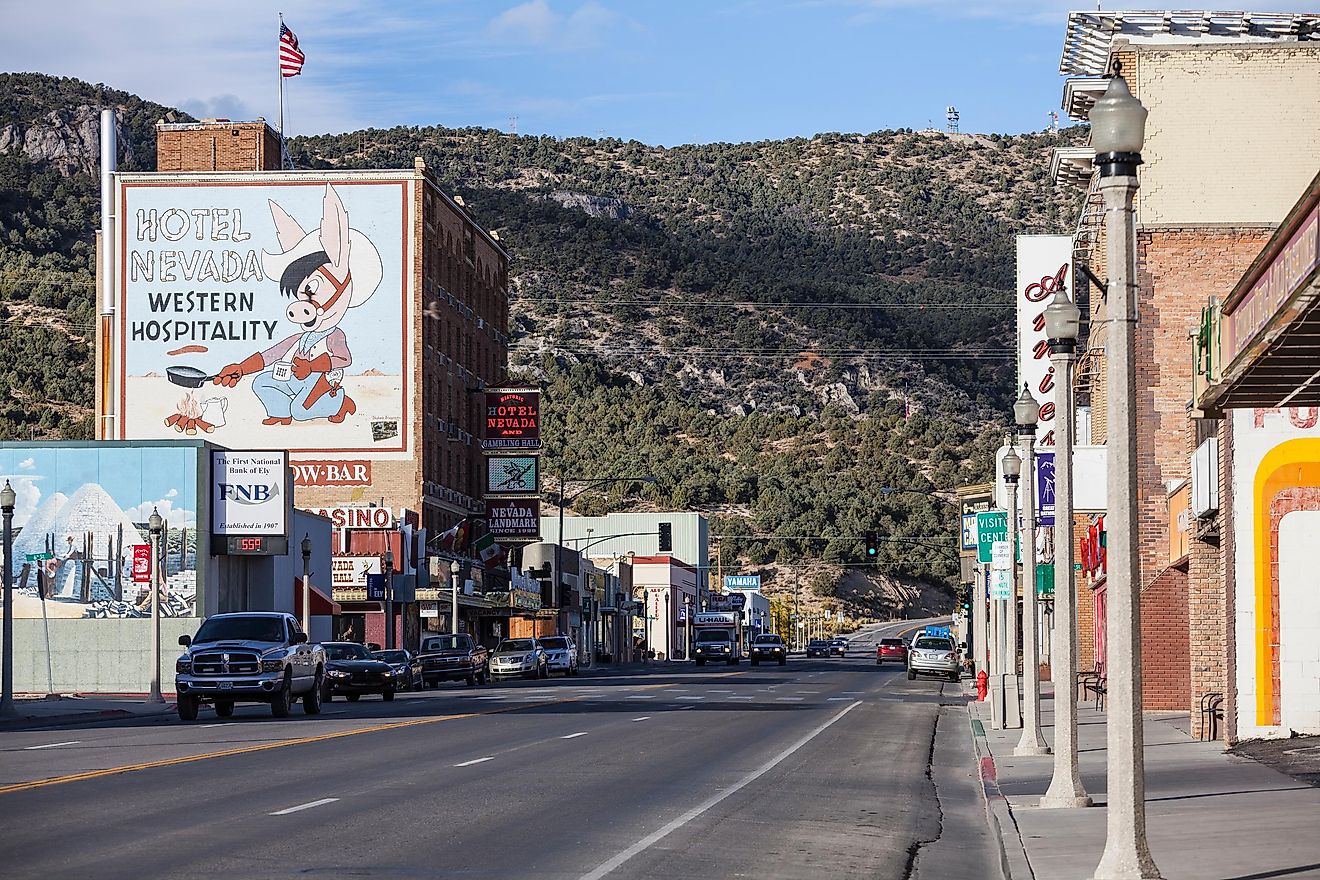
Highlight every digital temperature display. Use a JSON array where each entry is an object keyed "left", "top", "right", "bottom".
[{"left": 221, "top": 535, "right": 288, "bottom": 556}]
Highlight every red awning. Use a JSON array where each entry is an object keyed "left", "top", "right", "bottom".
[{"left": 293, "top": 580, "right": 342, "bottom": 617}]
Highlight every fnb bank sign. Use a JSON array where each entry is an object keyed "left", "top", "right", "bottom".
[{"left": 483, "top": 389, "right": 542, "bottom": 450}]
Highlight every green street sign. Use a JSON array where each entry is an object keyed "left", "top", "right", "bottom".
[
  {"left": 26, "top": 552, "right": 53, "bottom": 562},
  {"left": 976, "top": 511, "right": 1008, "bottom": 564},
  {"left": 1037, "top": 566, "right": 1055, "bottom": 597}
]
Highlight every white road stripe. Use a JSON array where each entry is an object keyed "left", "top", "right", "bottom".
[
  {"left": 561, "top": 732, "right": 589, "bottom": 739},
  {"left": 631, "top": 716, "right": 651, "bottom": 722},
  {"left": 776, "top": 697, "right": 805, "bottom": 702},
  {"left": 270, "top": 797, "right": 339, "bottom": 815},
  {"left": 626, "top": 695, "right": 655, "bottom": 700},
  {"left": 675, "top": 696, "right": 705, "bottom": 701},
  {"left": 454, "top": 756, "right": 495, "bottom": 767},
  {"left": 24, "top": 740, "right": 80, "bottom": 750},
  {"left": 198, "top": 723, "right": 227, "bottom": 729},
  {"left": 577, "top": 701, "right": 863, "bottom": 880},
  {"left": 827, "top": 697, "right": 851, "bottom": 701}
]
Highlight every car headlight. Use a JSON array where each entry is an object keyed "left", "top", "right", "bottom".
[
  {"left": 382, "top": 669, "right": 393, "bottom": 678},
  {"left": 330, "top": 669, "right": 348, "bottom": 678},
  {"left": 176, "top": 658, "right": 192, "bottom": 673},
  {"left": 261, "top": 659, "right": 283, "bottom": 672}
]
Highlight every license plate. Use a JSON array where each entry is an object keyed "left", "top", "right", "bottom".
[{"left": 219, "top": 682, "right": 233, "bottom": 690}]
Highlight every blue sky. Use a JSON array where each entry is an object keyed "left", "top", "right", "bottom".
[{"left": 2, "top": 1, "right": 1078, "bottom": 144}]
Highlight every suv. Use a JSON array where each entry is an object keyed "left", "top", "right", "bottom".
[
  {"left": 906, "top": 635, "right": 961, "bottom": 682},
  {"left": 539, "top": 635, "right": 579, "bottom": 676},
  {"left": 830, "top": 637, "right": 849, "bottom": 657},
  {"left": 749, "top": 634, "right": 787, "bottom": 666},
  {"left": 175, "top": 612, "right": 326, "bottom": 720},
  {"left": 418, "top": 633, "right": 490, "bottom": 687},
  {"left": 876, "top": 638, "right": 909, "bottom": 666}
]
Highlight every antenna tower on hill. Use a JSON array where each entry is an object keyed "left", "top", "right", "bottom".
[{"left": 946, "top": 106, "right": 960, "bottom": 133}]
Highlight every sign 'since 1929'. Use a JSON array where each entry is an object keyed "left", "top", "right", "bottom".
[
  {"left": 486, "top": 499, "right": 541, "bottom": 540},
  {"left": 482, "top": 389, "right": 541, "bottom": 450}
]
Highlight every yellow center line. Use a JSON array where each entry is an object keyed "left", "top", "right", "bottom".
[{"left": 0, "top": 682, "right": 676, "bottom": 797}]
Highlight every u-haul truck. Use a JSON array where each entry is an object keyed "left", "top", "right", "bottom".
[{"left": 691, "top": 611, "right": 743, "bottom": 666}]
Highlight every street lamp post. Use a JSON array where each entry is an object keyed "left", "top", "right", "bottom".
[
  {"left": 384, "top": 549, "right": 394, "bottom": 650},
  {"left": 1015, "top": 385, "right": 1050, "bottom": 756},
  {"left": 450, "top": 559, "right": 462, "bottom": 635},
  {"left": 301, "top": 534, "right": 312, "bottom": 637},
  {"left": 1000, "top": 446, "right": 1022, "bottom": 729},
  {"left": 1, "top": 480, "right": 16, "bottom": 716},
  {"left": 147, "top": 507, "right": 164, "bottom": 703},
  {"left": 556, "top": 475, "right": 655, "bottom": 636},
  {"left": 1041, "top": 282, "right": 1093, "bottom": 809},
  {"left": 1090, "top": 66, "right": 1162, "bottom": 880}
]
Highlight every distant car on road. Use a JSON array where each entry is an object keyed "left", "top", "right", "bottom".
[
  {"left": 749, "top": 634, "right": 787, "bottom": 666},
  {"left": 323, "top": 641, "right": 398, "bottom": 701},
  {"left": 174, "top": 612, "right": 325, "bottom": 721},
  {"left": 829, "top": 637, "right": 849, "bottom": 657},
  {"left": 418, "top": 633, "right": 490, "bottom": 687},
  {"left": 372, "top": 648, "right": 423, "bottom": 690},
  {"left": 806, "top": 639, "right": 831, "bottom": 658},
  {"left": 906, "top": 635, "right": 960, "bottom": 682},
  {"left": 876, "top": 638, "right": 909, "bottom": 666},
  {"left": 490, "top": 638, "right": 549, "bottom": 680},
  {"left": 539, "top": 635, "right": 579, "bottom": 676}
]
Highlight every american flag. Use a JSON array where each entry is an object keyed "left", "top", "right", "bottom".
[{"left": 279, "top": 22, "right": 305, "bottom": 78}]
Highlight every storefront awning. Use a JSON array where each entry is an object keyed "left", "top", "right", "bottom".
[{"left": 1196, "top": 171, "right": 1320, "bottom": 414}]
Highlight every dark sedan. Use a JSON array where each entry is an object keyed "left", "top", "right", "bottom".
[
  {"left": 806, "top": 639, "right": 831, "bottom": 658},
  {"left": 372, "top": 648, "right": 422, "bottom": 690},
  {"left": 323, "top": 642, "right": 397, "bottom": 701},
  {"left": 749, "top": 634, "right": 787, "bottom": 666}
]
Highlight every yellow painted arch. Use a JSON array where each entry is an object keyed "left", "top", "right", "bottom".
[{"left": 1253, "top": 439, "right": 1320, "bottom": 727}]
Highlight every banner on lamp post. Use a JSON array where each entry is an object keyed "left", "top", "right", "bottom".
[{"left": 1016, "top": 235, "right": 1073, "bottom": 449}]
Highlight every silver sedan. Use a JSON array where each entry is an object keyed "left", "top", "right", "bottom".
[{"left": 906, "top": 636, "right": 961, "bottom": 682}]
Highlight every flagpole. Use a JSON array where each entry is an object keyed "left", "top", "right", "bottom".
[{"left": 278, "top": 12, "right": 286, "bottom": 169}]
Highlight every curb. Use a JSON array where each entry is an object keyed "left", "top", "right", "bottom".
[
  {"left": 0, "top": 704, "right": 176, "bottom": 732},
  {"left": 968, "top": 704, "right": 1036, "bottom": 880}
]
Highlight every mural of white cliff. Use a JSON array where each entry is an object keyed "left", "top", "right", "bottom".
[{"left": 1, "top": 446, "right": 199, "bottom": 619}]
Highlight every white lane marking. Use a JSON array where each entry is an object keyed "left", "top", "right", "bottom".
[
  {"left": 673, "top": 705, "right": 695, "bottom": 711},
  {"left": 675, "top": 696, "right": 705, "bottom": 701},
  {"left": 24, "top": 740, "right": 80, "bottom": 750},
  {"left": 796, "top": 690, "right": 820, "bottom": 694},
  {"left": 577, "top": 701, "right": 862, "bottom": 880},
  {"left": 631, "top": 716, "right": 651, "bottom": 722},
  {"left": 842, "top": 691, "right": 863, "bottom": 695},
  {"left": 827, "top": 697, "right": 851, "bottom": 701},
  {"left": 198, "top": 723, "right": 227, "bottom": 729},
  {"left": 270, "top": 797, "right": 339, "bottom": 815},
  {"left": 728, "top": 696, "right": 755, "bottom": 701},
  {"left": 454, "top": 756, "right": 496, "bottom": 767},
  {"left": 626, "top": 695, "right": 655, "bottom": 700},
  {"left": 561, "top": 732, "right": 589, "bottom": 739},
  {"left": 776, "top": 697, "right": 805, "bottom": 702}
]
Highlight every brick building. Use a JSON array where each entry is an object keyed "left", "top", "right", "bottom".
[
  {"left": 97, "top": 118, "right": 509, "bottom": 538},
  {"left": 1050, "top": 11, "right": 1320, "bottom": 717}
]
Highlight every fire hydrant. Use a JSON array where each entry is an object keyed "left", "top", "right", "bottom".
[{"left": 976, "top": 669, "right": 989, "bottom": 702}]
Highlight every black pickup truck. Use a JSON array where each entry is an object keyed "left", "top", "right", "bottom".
[{"left": 418, "top": 633, "right": 490, "bottom": 688}]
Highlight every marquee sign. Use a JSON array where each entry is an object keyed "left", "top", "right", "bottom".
[
  {"left": 482, "top": 389, "right": 541, "bottom": 450},
  {"left": 486, "top": 455, "right": 539, "bottom": 496},
  {"left": 486, "top": 499, "right": 541, "bottom": 541}
]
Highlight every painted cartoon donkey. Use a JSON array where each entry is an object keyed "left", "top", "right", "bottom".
[{"left": 213, "top": 184, "right": 382, "bottom": 424}]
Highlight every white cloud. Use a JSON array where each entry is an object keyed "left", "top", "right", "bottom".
[
  {"left": 488, "top": 0, "right": 628, "bottom": 51},
  {"left": 18, "top": 458, "right": 35, "bottom": 470},
  {"left": 6, "top": 477, "right": 42, "bottom": 527},
  {"left": 125, "top": 498, "right": 197, "bottom": 529},
  {"left": 165, "top": 488, "right": 178, "bottom": 498}
]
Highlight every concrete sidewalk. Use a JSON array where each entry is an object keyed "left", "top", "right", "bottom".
[
  {"left": 970, "top": 683, "right": 1320, "bottom": 880},
  {"left": 1, "top": 695, "right": 177, "bottom": 731}
]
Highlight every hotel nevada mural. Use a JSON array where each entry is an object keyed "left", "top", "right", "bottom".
[{"left": 113, "top": 176, "right": 413, "bottom": 458}]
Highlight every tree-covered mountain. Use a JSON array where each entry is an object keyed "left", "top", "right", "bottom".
[{"left": 0, "top": 72, "right": 1083, "bottom": 618}]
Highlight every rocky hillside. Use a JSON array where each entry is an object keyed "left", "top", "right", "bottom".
[{"left": 0, "top": 72, "right": 1083, "bottom": 618}]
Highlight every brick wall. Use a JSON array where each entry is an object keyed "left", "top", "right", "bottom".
[
  {"left": 156, "top": 122, "right": 281, "bottom": 172},
  {"left": 1222, "top": 422, "right": 1238, "bottom": 743},
  {"left": 1188, "top": 417, "right": 1226, "bottom": 740},
  {"left": 1133, "top": 228, "right": 1270, "bottom": 713},
  {"left": 1074, "top": 512, "right": 1097, "bottom": 673}
]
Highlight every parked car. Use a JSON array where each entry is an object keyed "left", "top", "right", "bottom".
[
  {"left": 830, "top": 637, "right": 849, "bottom": 657},
  {"left": 749, "top": 634, "right": 787, "bottom": 666},
  {"left": 539, "top": 635, "right": 579, "bottom": 676},
  {"left": 876, "top": 638, "right": 909, "bottom": 666},
  {"left": 175, "top": 612, "right": 325, "bottom": 721},
  {"left": 489, "top": 638, "right": 548, "bottom": 680},
  {"left": 323, "top": 641, "right": 398, "bottom": 701},
  {"left": 417, "top": 633, "right": 490, "bottom": 687},
  {"left": 806, "top": 639, "right": 831, "bottom": 658},
  {"left": 906, "top": 635, "right": 961, "bottom": 682},
  {"left": 372, "top": 649, "right": 423, "bottom": 690}
]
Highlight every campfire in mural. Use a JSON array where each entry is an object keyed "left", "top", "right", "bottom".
[{"left": 163, "top": 392, "right": 222, "bottom": 434}]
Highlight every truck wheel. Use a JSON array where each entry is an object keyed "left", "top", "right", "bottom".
[
  {"left": 466, "top": 674, "right": 477, "bottom": 687},
  {"left": 270, "top": 673, "right": 292, "bottom": 718},
  {"left": 215, "top": 701, "right": 234, "bottom": 718},
  {"left": 751, "top": 658, "right": 759, "bottom": 666},
  {"left": 778, "top": 658, "right": 786, "bottom": 666},
  {"left": 480, "top": 667, "right": 491, "bottom": 685},
  {"left": 696, "top": 659, "right": 705, "bottom": 667},
  {"left": 303, "top": 671, "right": 324, "bottom": 715},
  {"left": 907, "top": 668, "right": 917, "bottom": 681},
  {"left": 178, "top": 696, "right": 199, "bottom": 721},
  {"left": 382, "top": 688, "right": 395, "bottom": 702},
  {"left": 346, "top": 694, "right": 361, "bottom": 702}
]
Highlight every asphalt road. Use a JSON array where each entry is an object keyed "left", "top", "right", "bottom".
[{"left": 0, "top": 619, "right": 992, "bottom": 880}]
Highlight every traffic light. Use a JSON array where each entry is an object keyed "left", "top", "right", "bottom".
[
  {"left": 959, "top": 587, "right": 972, "bottom": 615},
  {"left": 658, "top": 521, "right": 673, "bottom": 553},
  {"left": 864, "top": 531, "right": 879, "bottom": 561}
]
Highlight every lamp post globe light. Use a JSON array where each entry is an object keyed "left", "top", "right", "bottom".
[
  {"left": 999, "top": 444, "right": 1022, "bottom": 729},
  {"left": 384, "top": 549, "right": 394, "bottom": 650},
  {"left": 300, "top": 534, "right": 312, "bottom": 636},
  {"left": 1088, "top": 64, "right": 1162, "bottom": 880},
  {"left": 1040, "top": 283, "right": 1093, "bottom": 809},
  {"left": 147, "top": 507, "right": 165, "bottom": 703},
  {"left": 1014, "top": 384, "right": 1051, "bottom": 757},
  {"left": 1, "top": 480, "right": 16, "bottom": 716}
]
